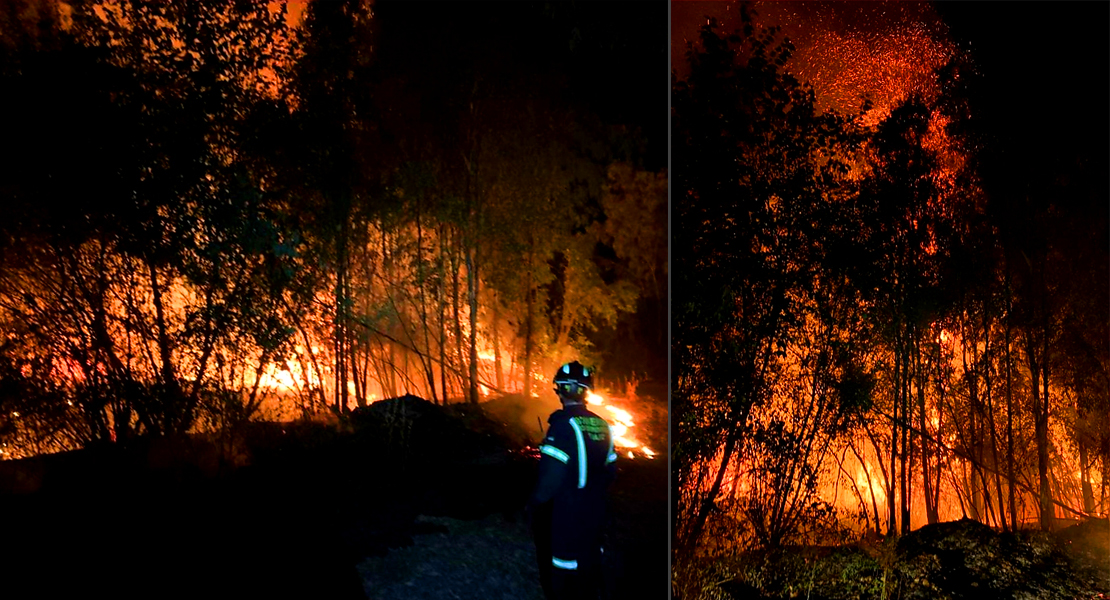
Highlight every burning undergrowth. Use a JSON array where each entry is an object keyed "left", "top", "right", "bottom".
[{"left": 481, "top": 389, "right": 666, "bottom": 462}]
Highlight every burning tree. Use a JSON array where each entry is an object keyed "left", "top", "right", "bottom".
[
  {"left": 673, "top": 10, "right": 867, "bottom": 553},
  {"left": 0, "top": 0, "right": 299, "bottom": 450}
]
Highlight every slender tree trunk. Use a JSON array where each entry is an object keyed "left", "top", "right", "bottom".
[
  {"left": 965, "top": 328, "right": 983, "bottom": 521},
  {"left": 984, "top": 311, "right": 1007, "bottom": 529},
  {"left": 334, "top": 214, "right": 351, "bottom": 413},
  {"left": 903, "top": 335, "right": 912, "bottom": 534},
  {"left": 931, "top": 335, "right": 944, "bottom": 518},
  {"left": 296, "top": 323, "right": 328, "bottom": 411},
  {"left": 1078, "top": 435, "right": 1094, "bottom": 514},
  {"left": 1027, "top": 330, "right": 1050, "bottom": 531},
  {"left": 889, "top": 347, "right": 899, "bottom": 535},
  {"left": 684, "top": 430, "right": 739, "bottom": 553},
  {"left": 148, "top": 263, "right": 180, "bottom": 434},
  {"left": 837, "top": 448, "right": 873, "bottom": 534},
  {"left": 1100, "top": 461, "right": 1108, "bottom": 516},
  {"left": 1038, "top": 315, "right": 1053, "bottom": 530},
  {"left": 438, "top": 224, "right": 448, "bottom": 404},
  {"left": 918, "top": 334, "right": 938, "bottom": 525},
  {"left": 523, "top": 243, "right": 535, "bottom": 399},
  {"left": 492, "top": 301, "right": 504, "bottom": 391},
  {"left": 850, "top": 440, "right": 883, "bottom": 535},
  {"left": 416, "top": 203, "right": 437, "bottom": 404},
  {"left": 1005, "top": 273, "right": 1018, "bottom": 530},
  {"left": 389, "top": 342, "right": 398, "bottom": 397},
  {"left": 466, "top": 246, "right": 479, "bottom": 404},
  {"left": 451, "top": 230, "right": 466, "bottom": 396},
  {"left": 864, "top": 422, "right": 891, "bottom": 536}
]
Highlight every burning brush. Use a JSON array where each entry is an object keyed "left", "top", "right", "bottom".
[{"left": 586, "top": 391, "right": 656, "bottom": 460}]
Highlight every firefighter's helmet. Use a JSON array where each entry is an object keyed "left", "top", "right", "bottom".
[{"left": 553, "top": 361, "right": 593, "bottom": 401}]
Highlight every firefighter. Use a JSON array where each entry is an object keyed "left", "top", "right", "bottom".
[{"left": 530, "top": 361, "right": 618, "bottom": 600}]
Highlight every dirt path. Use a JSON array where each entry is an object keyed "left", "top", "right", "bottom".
[
  {"left": 358, "top": 514, "right": 545, "bottom": 600},
  {"left": 356, "top": 458, "right": 669, "bottom": 600}
]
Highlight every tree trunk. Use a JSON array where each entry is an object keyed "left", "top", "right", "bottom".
[
  {"left": 850, "top": 440, "right": 883, "bottom": 535},
  {"left": 918, "top": 334, "right": 938, "bottom": 525},
  {"left": 416, "top": 201, "right": 437, "bottom": 404},
  {"left": 466, "top": 246, "right": 479, "bottom": 404},
  {"left": 492, "top": 301, "right": 504, "bottom": 391},
  {"left": 931, "top": 336, "right": 944, "bottom": 520},
  {"left": 1027, "top": 330, "right": 1051, "bottom": 531},
  {"left": 683, "top": 431, "right": 739, "bottom": 553},
  {"left": 452, "top": 231, "right": 466, "bottom": 397},
  {"left": 964, "top": 330, "right": 982, "bottom": 522},
  {"left": 523, "top": 244, "right": 535, "bottom": 399},
  {"left": 148, "top": 263, "right": 181, "bottom": 434},
  {"left": 889, "top": 348, "right": 898, "bottom": 535},
  {"left": 983, "top": 310, "right": 1007, "bottom": 529},
  {"left": 901, "top": 338, "right": 911, "bottom": 535},
  {"left": 335, "top": 215, "right": 350, "bottom": 413},
  {"left": 1038, "top": 322, "right": 1053, "bottom": 530},
  {"left": 1079, "top": 436, "right": 1095, "bottom": 514},
  {"left": 1005, "top": 272, "right": 1018, "bottom": 531},
  {"left": 438, "top": 224, "right": 448, "bottom": 404}
]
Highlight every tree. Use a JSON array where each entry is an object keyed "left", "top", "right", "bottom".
[
  {"left": 673, "top": 12, "right": 855, "bottom": 553},
  {"left": 0, "top": 0, "right": 301, "bottom": 446}
]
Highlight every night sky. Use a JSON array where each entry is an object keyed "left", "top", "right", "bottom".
[
  {"left": 936, "top": 2, "right": 1109, "bottom": 218},
  {"left": 375, "top": 1, "right": 669, "bottom": 171}
]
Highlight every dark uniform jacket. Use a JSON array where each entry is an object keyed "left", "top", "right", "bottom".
[{"left": 532, "top": 403, "right": 618, "bottom": 569}]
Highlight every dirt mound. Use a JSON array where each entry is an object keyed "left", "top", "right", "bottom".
[
  {"left": 897, "top": 517, "right": 1108, "bottom": 599},
  {"left": 352, "top": 394, "right": 529, "bottom": 459}
]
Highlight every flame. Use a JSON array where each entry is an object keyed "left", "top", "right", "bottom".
[
  {"left": 585, "top": 390, "right": 655, "bottom": 459},
  {"left": 257, "top": 359, "right": 320, "bottom": 391}
]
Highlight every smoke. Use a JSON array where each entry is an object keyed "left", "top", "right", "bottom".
[{"left": 480, "top": 393, "right": 563, "bottom": 447}]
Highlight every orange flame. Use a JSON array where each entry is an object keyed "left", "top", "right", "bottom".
[{"left": 586, "top": 391, "right": 655, "bottom": 459}]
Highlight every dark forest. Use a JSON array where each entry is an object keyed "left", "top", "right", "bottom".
[{"left": 673, "top": 2, "right": 1108, "bottom": 599}]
